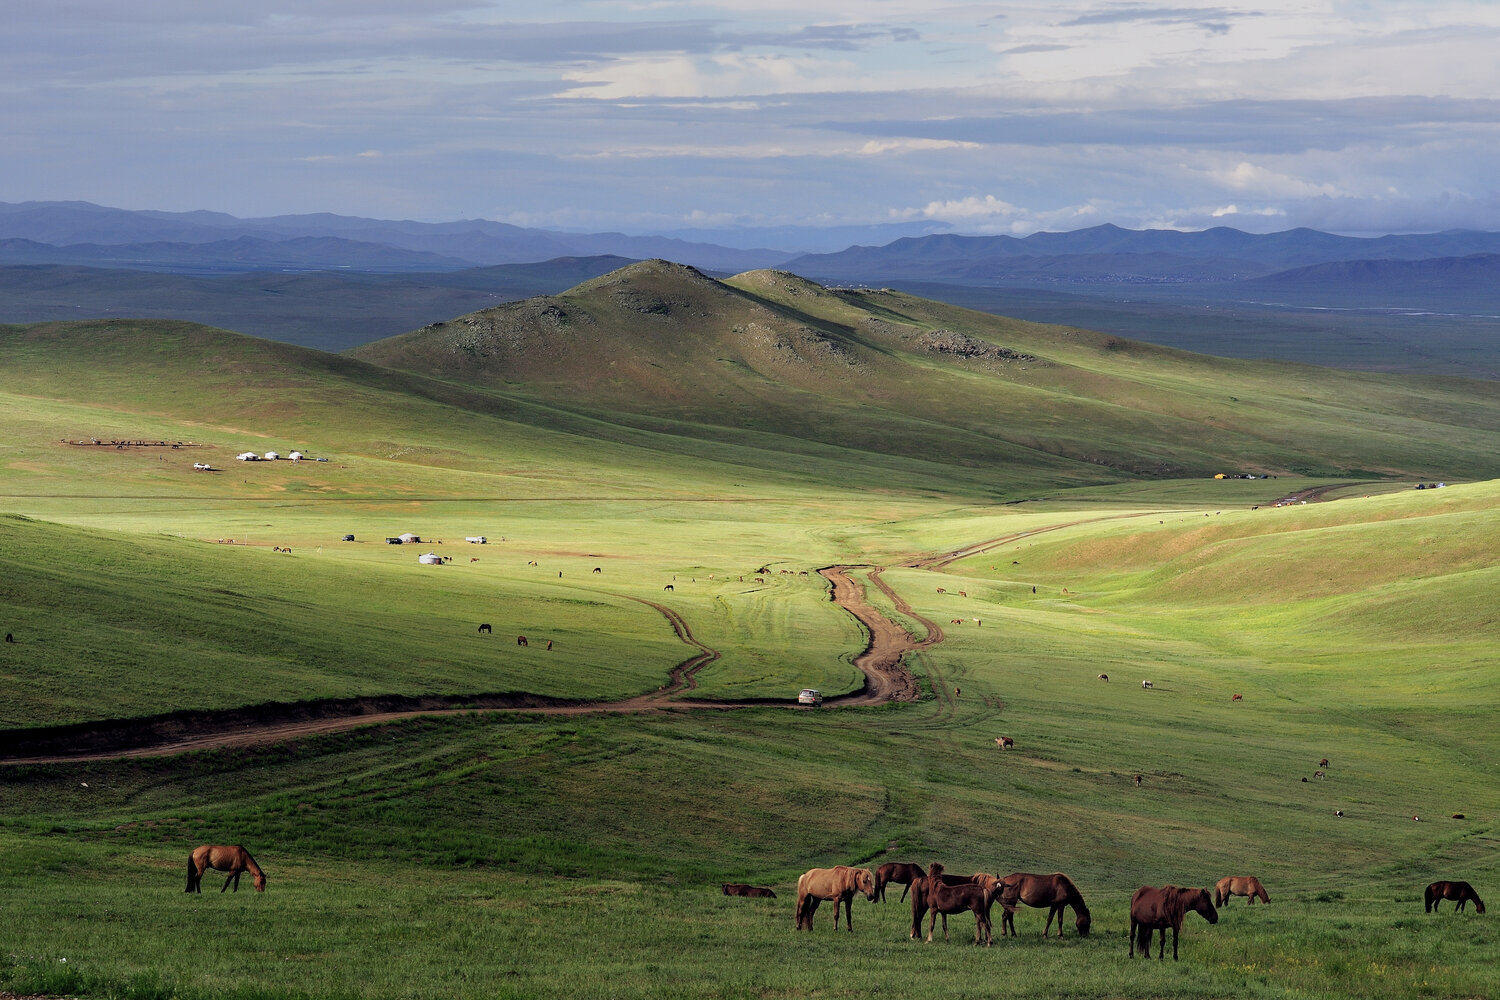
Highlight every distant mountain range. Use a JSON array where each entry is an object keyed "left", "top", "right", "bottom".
[
  {"left": 0, "top": 201, "right": 796, "bottom": 274},
  {"left": 4, "top": 201, "right": 1499, "bottom": 374},
  {"left": 786, "top": 223, "right": 1500, "bottom": 285}
]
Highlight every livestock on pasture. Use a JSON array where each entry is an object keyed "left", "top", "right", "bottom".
[
  {"left": 952, "top": 619, "right": 964, "bottom": 624},
  {"left": 517, "top": 635, "right": 528, "bottom": 646},
  {"left": 1215, "top": 875, "right": 1270, "bottom": 906},
  {"left": 910, "top": 864, "right": 1000, "bottom": 945},
  {"left": 1134, "top": 774, "right": 1143, "bottom": 786},
  {"left": 185, "top": 845, "right": 265, "bottom": 893},
  {"left": 997, "top": 872, "right": 1091, "bottom": 937},
  {"left": 1320, "top": 758, "right": 1330, "bottom": 768},
  {"left": 592, "top": 567, "right": 602, "bottom": 573},
  {"left": 722, "top": 883, "right": 776, "bottom": 898},
  {"left": 1141, "top": 679, "right": 1153, "bottom": 688},
  {"left": 546, "top": 640, "right": 553, "bottom": 651},
  {"left": 1098, "top": 673, "right": 1109, "bottom": 682},
  {"left": 478, "top": 623, "right": 491, "bottom": 634},
  {"left": 936, "top": 588, "right": 946, "bottom": 594},
  {"left": 1231, "top": 693, "right": 1243, "bottom": 701},
  {"left": 664, "top": 584, "right": 674, "bottom": 591},
  {"left": 1425, "top": 880, "right": 1485, "bottom": 913},
  {"left": 1129, "top": 885, "right": 1218, "bottom": 960},
  {"left": 874, "top": 862, "right": 926, "bottom": 903},
  {"left": 794, "top": 866, "right": 875, "bottom": 932},
  {"left": 994, "top": 736, "right": 1014, "bottom": 749}
]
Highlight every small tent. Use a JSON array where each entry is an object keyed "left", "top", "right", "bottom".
[
  {"left": 399, "top": 532, "right": 421, "bottom": 543},
  {"left": 236, "top": 452, "right": 259, "bottom": 461},
  {"left": 418, "top": 552, "right": 443, "bottom": 565},
  {"left": 263, "top": 451, "right": 280, "bottom": 461}
]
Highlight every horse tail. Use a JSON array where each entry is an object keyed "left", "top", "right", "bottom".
[
  {"left": 186, "top": 854, "right": 197, "bottom": 892},
  {"left": 1424, "top": 884, "right": 1436, "bottom": 912}
]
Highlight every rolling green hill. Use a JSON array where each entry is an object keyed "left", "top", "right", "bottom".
[{"left": 351, "top": 260, "right": 1500, "bottom": 486}]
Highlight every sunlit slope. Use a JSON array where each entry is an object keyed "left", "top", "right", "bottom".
[
  {"left": 936, "top": 480, "right": 1500, "bottom": 713},
  {"left": 0, "top": 319, "right": 1034, "bottom": 499},
  {"left": 351, "top": 260, "right": 1500, "bottom": 482},
  {"left": 0, "top": 512, "right": 702, "bottom": 728}
]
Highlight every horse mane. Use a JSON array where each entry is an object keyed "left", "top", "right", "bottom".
[
  {"left": 241, "top": 847, "right": 264, "bottom": 876},
  {"left": 1047, "top": 872, "right": 1089, "bottom": 914}
]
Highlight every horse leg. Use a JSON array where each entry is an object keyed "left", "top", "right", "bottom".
[{"left": 1169, "top": 924, "right": 1179, "bottom": 961}]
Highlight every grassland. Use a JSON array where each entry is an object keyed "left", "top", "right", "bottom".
[{"left": 1, "top": 289, "right": 1497, "bottom": 999}]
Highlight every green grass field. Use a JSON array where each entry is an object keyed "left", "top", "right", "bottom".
[{"left": 1, "top": 301, "right": 1497, "bottom": 999}]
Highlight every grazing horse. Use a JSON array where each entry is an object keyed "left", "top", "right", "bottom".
[
  {"left": 722, "top": 883, "right": 776, "bottom": 898},
  {"left": 994, "top": 736, "right": 1014, "bottom": 749},
  {"left": 1098, "top": 673, "right": 1109, "bottom": 682},
  {"left": 875, "top": 862, "right": 926, "bottom": 902},
  {"left": 185, "top": 845, "right": 265, "bottom": 893},
  {"left": 1425, "top": 880, "right": 1486, "bottom": 913},
  {"left": 998, "top": 872, "right": 1091, "bottom": 937},
  {"left": 1129, "top": 885, "right": 1218, "bottom": 960},
  {"left": 794, "top": 866, "right": 876, "bottom": 932},
  {"left": 1231, "top": 693, "right": 1243, "bottom": 701},
  {"left": 1320, "top": 758, "right": 1330, "bottom": 768},
  {"left": 516, "top": 635, "right": 528, "bottom": 646},
  {"left": 1215, "top": 875, "right": 1270, "bottom": 906},
  {"left": 478, "top": 623, "right": 491, "bottom": 634},
  {"left": 910, "top": 864, "right": 998, "bottom": 945},
  {"left": 663, "top": 584, "right": 674, "bottom": 592}
]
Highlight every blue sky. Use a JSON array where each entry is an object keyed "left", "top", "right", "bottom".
[{"left": 5, "top": 1, "right": 1499, "bottom": 238}]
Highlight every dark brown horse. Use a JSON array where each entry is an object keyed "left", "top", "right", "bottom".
[
  {"left": 185, "top": 845, "right": 265, "bottom": 893},
  {"left": 1129, "top": 885, "right": 1217, "bottom": 960},
  {"left": 909, "top": 864, "right": 998, "bottom": 945},
  {"left": 998, "top": 872, "right": 1091, "bottom": 937},
  {"left": 722, "top": 883, "right": 776, "bottom": 898},
  {"left": 875, "top": 862, "right": 926, "bottom": 902},
  {"left": 1426, "top": 880, "right": 1486, "bottom": 913},
  {"left": 794, "top": 866, "right": 875, "bottom": 932},
  {"left": 1215, "top": 875, "right": 1270, "bottom": 906}
]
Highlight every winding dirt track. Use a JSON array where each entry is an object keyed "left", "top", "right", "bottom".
[
  {"left": 2, "top": 486, "right": 1349, "bottom": 766},
  {"left": 0, "top": 567, "right": 927, "bottom": 765}
]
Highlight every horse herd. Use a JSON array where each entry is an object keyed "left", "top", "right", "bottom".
[{"left": 776, "top": 863, "right": 1485, "bottom": 959}]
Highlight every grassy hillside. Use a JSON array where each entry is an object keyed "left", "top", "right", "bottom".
[{"left": 352, "top": 261, "right": 1500, "bottom": 484}]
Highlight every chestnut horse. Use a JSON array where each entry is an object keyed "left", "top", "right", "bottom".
[
  {"left": 794, "top": 865, "right": 875, "bottom": 932},
  {"left": 1425, "top": 880, "right": 1486, "bottom": 913},
  {"left": 875, "top": 862, "right": 926, "bottom": 902},
  {"left": 185, "top": 844, "right": 265, "bottom": 893},
  {"left": 1129, "top": 885, "right": 1218, "bottom": 960},
  {"left": 998, "top": 872, "right": 1091, "bottom": 937},
  {"left": 1215, "top": 875, "right": 1270, "bottom": 906},
  {"left": 909, "top": 864, "right": 999, "bottom": 945}
]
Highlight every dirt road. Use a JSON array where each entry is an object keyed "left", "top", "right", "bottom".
[{"left": 0, "top": 565, "right": 926, "bottom": 764}]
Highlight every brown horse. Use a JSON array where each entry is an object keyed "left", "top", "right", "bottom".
[
  {"left": 1215, "top": 875, "right": 1270, "bottom": 906},
  {"left": 910, "top": 864, "right": 999, "bottom": 945},
  {"left": 185, "top": 845, "right": 265, "bottom": 893},
  {"left": 794, "top": 866, "right": 875, "bottom": 932},
  {"left": 1129, "top": 885, "right": 1218, "bottom": 960},
  {"left": 875, "top": 862, "right": 926, "bottom": 902},
  {"left": 1425, "top": 880, "right": 1486, "bottom": 913},
  {"left": 998, "top": 872, "right": 1091, "bottom": 937},
  {"left": 722, "top": 883, "right": 776, "bottom": 898}
]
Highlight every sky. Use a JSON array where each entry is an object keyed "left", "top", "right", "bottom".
[{"left": 5, "top": 1, "right": 1500, "bottom": 240}]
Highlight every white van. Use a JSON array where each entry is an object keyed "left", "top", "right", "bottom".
[{"left": 798, "top": 689, "right": 823, "bottom": 706}]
